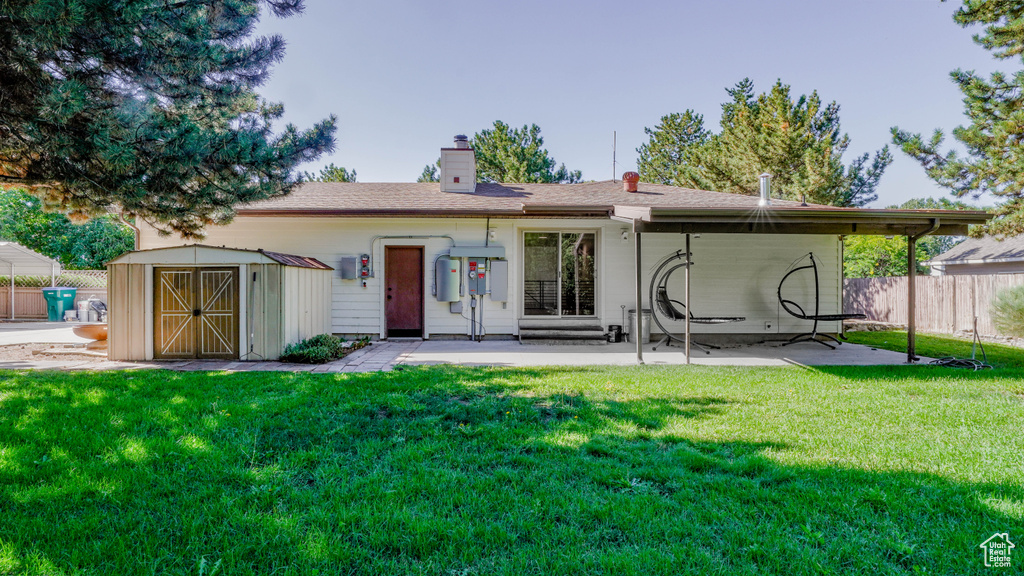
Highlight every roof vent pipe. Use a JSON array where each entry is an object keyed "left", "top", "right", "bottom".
[
  {"left": 453, "top": 134, "right": 469, "bottom": 149},
  {"left": 758, "top": 173, "right": 772, "bottom": 207}
]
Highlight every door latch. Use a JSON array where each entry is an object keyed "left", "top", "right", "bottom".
[{"left": 193, "top": 309, "right": 201, "bottom": 317}]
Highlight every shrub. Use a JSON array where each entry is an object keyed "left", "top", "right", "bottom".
[
  {"left": 991, "top": 285, "right": 1024, "bottom": 337},
  {"left": 280, "top": 334, "right": 349, "bottom": 364}
]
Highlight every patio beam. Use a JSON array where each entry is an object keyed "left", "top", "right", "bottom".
[{"left": 630, "top": 221, "right": 970, "bottom": 237}]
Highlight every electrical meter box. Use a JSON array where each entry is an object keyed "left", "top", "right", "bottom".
[
  {"left": 435, "top": 255, "right": 461, "bottom": 302},
  {"left": 359, "top": 254, "right": 370, "bottom": 278},
  {"left": 467, "top": 258, "right": 487, "bottom": 295}
]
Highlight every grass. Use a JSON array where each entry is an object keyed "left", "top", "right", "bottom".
[
  {"left": 0, "top": 363, "right": 1021, "bottom": 575},
  {"left": 845, "top": 330, "right": 1024, "bottom": 369}
]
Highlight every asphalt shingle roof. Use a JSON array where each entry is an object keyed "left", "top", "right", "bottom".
[
  {"left": 238, "top": 180, "right": 821, "bottom": 215},
  {"left": 928, "top": 234, "right": 1024, "bottom": 263}
]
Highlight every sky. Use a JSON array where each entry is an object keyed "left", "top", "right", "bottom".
[{"left": 253, "top": 0, "right": 1003, "bottom": 208}]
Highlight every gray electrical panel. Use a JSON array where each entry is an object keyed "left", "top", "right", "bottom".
[
  {"left": 339, "top": 256, "right": 359, "bottom": 279},
  {"left": 489, "top": 259, "right": 508, "bottom": 301},
  {"left": 435, "top": 255, "right": 461, "bottom": 301},
  {"left": 467, "top": 257, "right": 487, "bottom": 295}
]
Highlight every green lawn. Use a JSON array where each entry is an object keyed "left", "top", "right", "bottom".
[
  {"left": 845, "top": 329, "right": 1024, "bottom": 369},
  {"left": 0, "top": 362, "right": 1022, "bottom": 575}
]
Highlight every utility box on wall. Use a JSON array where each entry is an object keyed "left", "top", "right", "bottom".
[
  {"left": 489, "top": 260, "right": 508, "bottom": 301},
  {"left": 339, "top": 256, "right": 359, "bottom": 280},
  {"left": 435, "top": 255, "right": 461, "bottom": 302}
]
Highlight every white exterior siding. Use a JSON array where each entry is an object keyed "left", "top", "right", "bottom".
[{"left": 139, "top": 217, "right": 842, "bottom": 337}]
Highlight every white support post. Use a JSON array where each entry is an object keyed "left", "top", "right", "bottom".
[
  {"left": 634, "top": 226, "right": 644, "bottom": 365},
  {"left": 685, "top": 234, "right": 691, "bottom": 365}
]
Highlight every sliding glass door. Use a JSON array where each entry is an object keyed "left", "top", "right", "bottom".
[{"left": 523, "top": 232, "right": 596, "bottom": 316}]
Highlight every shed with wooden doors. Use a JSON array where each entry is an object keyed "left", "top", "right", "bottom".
[{"left": 106, "top": 245, "right": 333, "bottom": 361}]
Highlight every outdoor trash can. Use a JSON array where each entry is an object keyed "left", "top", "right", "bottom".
[
  {"left": 627, "top": 308, "right": 652, "bottom": 344},
  {"left": 42, "top": 287, "right": 77, "bottom": 322}
]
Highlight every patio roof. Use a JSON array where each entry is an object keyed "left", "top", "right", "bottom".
[
  {"left": 618, "top": 208, "right": 993, "bottom": 367},
  {"left": 0, "top": 242, "right": 61, "bottom": 277},
  {"left": 612, "top": 206, "right": 991, "bottom": 236},
  {"left": 0, "top": 242, "right": 62, "bottom": 321}
]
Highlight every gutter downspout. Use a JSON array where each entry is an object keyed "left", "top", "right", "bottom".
[
  {"left": 119, "top": 213, "right": 140, "bottom": 250},
  {"left": 907, "top": 218, "right": 940, "bottom": 363}
]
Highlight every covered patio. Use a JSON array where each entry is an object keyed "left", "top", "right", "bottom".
[
  {"left": 0, "top": 242, "right": 62, "bottom": 320},
  {"left": 611, "top": 200, "right": 990, "bottom": 365}
]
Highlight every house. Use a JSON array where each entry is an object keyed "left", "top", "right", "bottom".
[
  {"left": 120, "top": 136, "right": 988, "bottom": 363},
  {"left": 926, "top": 234, "right": 1024, "bottom": 275}
]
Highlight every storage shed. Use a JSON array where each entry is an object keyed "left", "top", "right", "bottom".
[{"left": 107, "top": 245, "right": 333, "bottom": 361}]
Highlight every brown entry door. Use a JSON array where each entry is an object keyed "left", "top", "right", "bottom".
[
  {"left": 154, "top": 267, "right": 239, "bottom": 359},
  {"left": 385, "top": 246, "right": 423, "bottom": 337}
]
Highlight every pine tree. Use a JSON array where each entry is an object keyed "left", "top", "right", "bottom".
[
  {"left": 0, "top": 0, "right": 336, "bottom": 238},
  {"left": 636, "top": 111, "right": 708, "bottom": 185},
  {"left": 417, "top": 163, "right": 439, "bottom": 183},
  {"left": 892, "top": 0, "right": 1024, "bottom": 236},
  {"left": 638, "top": 79, "right": 891, "bottom": 207},
  {"left": 302, "top": 164, "right": 356, "bottom": 182},
  {"left": 471, "top": 122, "right": 582, "bottom": 184}
]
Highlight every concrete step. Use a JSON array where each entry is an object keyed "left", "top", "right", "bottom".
[
  {"left": 519, "top": 326, "right": 608, "bottom": 342},
  {"left": 519, "top": 325, "right": 604, "bottom": 333},
  {"left": 520, "top": 338, "right": 609, "bottom": 346}
]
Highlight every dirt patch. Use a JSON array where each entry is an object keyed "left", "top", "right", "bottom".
[{"left": 0, "top": 344, "right": 105, "bottom": 363}]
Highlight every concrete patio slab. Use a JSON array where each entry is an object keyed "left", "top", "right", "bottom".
[
  {"left": 0, "top": 332, "right": 923, "bottom": 372},
  {"left": 0, "top": 321, "right": 93, "bottom": 345},
  {"left": 401, "top": 339, "right": 920, "bottom": 368}
]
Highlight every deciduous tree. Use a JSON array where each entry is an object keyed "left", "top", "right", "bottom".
[
  {"left": 0, "top": 189, "right": 132, "bottom": 269},
  {"left": 843, "top": 197, "right": 977, "bottom": 277},
  {"left": 0, "top": 0, "right": 336, "bottom": 238}
]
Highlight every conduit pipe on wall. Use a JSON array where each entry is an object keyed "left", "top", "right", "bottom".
[{"left": 368, "top": 235, "right": 455, "bottom": 279}]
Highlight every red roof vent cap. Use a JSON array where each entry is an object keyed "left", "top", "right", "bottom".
[{"left": 622, "top": 172, "right": 640, "bottom": 192}]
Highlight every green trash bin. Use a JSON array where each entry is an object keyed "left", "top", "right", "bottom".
[{"left": 42, "top": 287, "right": 77, "bottom": 322}]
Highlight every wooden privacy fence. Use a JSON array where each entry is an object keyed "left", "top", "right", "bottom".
[
  {"left": 844, "top": 274, "right": 1024, "bottom": 337},
  {"left": 0, "top": 270, "right": 108, "bottom": 319},
  {"left": 0, "top": 287, "right": 107, "bottom": 319}
]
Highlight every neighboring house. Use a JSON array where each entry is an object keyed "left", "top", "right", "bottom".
[
  {"left": 129, "top": 136, "right": 985, "bottom": 355},
  {"left": 926, "top": 234, "right": 1024, "bottom": 275}
]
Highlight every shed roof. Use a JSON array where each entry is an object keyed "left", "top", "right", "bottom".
[
  {"left": 0, "top": 242, "right": 61, "bottom": 276},
  {"left": 107, "top": 244, "right": 333, "bottom": 269},
  {"left": 925, "top": 234, "right": 1024, "bottom": 265}
]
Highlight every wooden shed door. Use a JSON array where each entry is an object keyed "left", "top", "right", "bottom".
[
  {"left": 385, "top": 247, "right": 423, "bottom": 337},
  {"left": 154, "top": 267, "right": 239, "bottom": 359}
]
